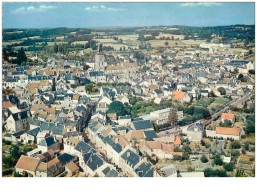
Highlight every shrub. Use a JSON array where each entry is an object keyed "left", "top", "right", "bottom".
[
  {"left": 223, "top": 163, "right": 233, "bottom": 172},
  {"left": 201, "top": 155, "right": 209, "bottom": 163},
  {"left": 2, "top": 169, "right": 13, "bottom": 176},
  {"left": 230, "top": 141, "right": 241, "bottom": 149},
  {"left": 204, "top": 168, "right": 228, "bottom": 177}
]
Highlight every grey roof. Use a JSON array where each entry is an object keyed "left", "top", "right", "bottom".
[
  {"left": 74, "top": 141, "right": 96, "bottom": 154},
  {"left": 132, "top": 120, "right": 154, "bottom": 131},
  {"left": 118, "top": 115, "right": 131, "bottom": 120},
  {"left": 83, "top": 152, "right": 103, "bottom": 171},
  {"left": 106, "top": 169, "right": 118, "bottom": 177},
  {"left": 143, "top": 130, "right": 158, "bottom": 139},
  {"left": 27, "top": 118, "right": 42, "bottom": 127},
  {"left": 154, "top": 89, "right": 163, "bottom": 94},
  {"left": 103, "top": 136, "right": 122, "bottom": 153},
  {"left": 63, "top": 131, "right": 80, "bottom": 139},
  {"left": 38, "top": 136, "right": 56, "bottom": 147},
  {"left": 121, "top": 149, "right": 140, "bottom": 168},
  {"left": 187, "top": 123, "right": 204, "bottom": 132},
  {"left": 135, "top": 162, "right": 154, "bottom": 177},
  {"left": 89, "top": 71, "right": 105, "bottom": 77},
  {"left": 12, "top": 111, "right": 29, "bottom": 121},
  {"left": 57, "top": 153, "right": 74, "bottom": 165},
  {"left": 27, "top": 127, "right": 40, "bottom": 137}
]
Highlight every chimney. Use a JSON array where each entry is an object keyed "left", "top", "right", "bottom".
[
  {"left": 127, "top": 151, "right": 130, "bottom": 158},
  {"left": 18, "top": 113, "right": 21, "bottom": 120}
]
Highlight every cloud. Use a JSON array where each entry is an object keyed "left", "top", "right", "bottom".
[
  {"left": 11, "top": 7, "right": 25, "bottom": 14},
  {"left": 84, "top": 4, "right": 123, "bottom": 11},
  {"left": 180, "top": 3, "right": 221, "bottom": 7},
  {"left": 37, "top": 4, "right": 56, "bottom": 12},
  {"left": 27, "top": 6, "right": 35, "bottom": 11},
  {"left": 11, "top": 4, "right": 57, "bottom": 14}
]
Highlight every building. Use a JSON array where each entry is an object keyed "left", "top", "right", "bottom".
[
  {"left": 185, "top": 123, "right": 204, "bottom": 142},
  {"left": 15, "top": 155, "right": 40, "bottom": 177},
  {"left": 221, "top": 113, "right": 236, "bottom": 124},
  {"left": 206, "top": 127, "right": 243, "bottom": 140}
]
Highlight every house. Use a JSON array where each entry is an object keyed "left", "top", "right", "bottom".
[
  {"left": 206, "top": 127, "right": 243, "bottom": 140},
  {"left": 98, "top": 165, "right": 118, "bottom": 177},
  {"left": 221, "top": 113, "right": 235, "bottom": 124},
  {"left": 135, "top": 162, "right": 156, "bottom": 177},
  {"left": 5, "top": 111, "right": 31, "bottom": 133},
  {"left": 103, "top": 136, "right": 122, "bottom": 166},
  {"left": 185, "top": 123, "right": 204, "bottom": 142},
  {"left": 160, "top": 164, "right": 177, "bottom": 177},
  {"left": 47, "top": 157, "right": 64, "bottom": 177},
  {"left": 173, "top": 91, "right": 192, "bottom": 103},
  {"left": 117, "top": 115, "right": 131, "bottom": 125},
  {"left": 79, "top": 152, "right": 104, "bottom": 176},
  {"left": 65, "top": 162, "right": 79, "bottom": 177},
  {"left": 119, "top": 148, "right": 142, "bottom": 177},
  {"left": 97, "top": 96, "right": 112, "bottom": 112},
  {"left": 38, "top": 136, "right": 60, "bottom": 153},
  {"left": 130, "top": 119, "right": 154, "bottom": 131},
  {"left": 20, "top": 127, "right": 40, "bottom": 144},
  {"left": 15, "top": 155, "right": 40, "bottom": 177}
]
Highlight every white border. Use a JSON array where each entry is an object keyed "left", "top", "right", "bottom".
[{"left": 0, "top": 1, "right": 256, "bottom": 195}]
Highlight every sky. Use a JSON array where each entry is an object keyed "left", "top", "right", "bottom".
[{"left": 2, "top": 2, "right": 255, "bottom": 28}]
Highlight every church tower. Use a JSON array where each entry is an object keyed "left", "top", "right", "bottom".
[{"left": 94, "top": 43, "right": 107, "bottom": 71}]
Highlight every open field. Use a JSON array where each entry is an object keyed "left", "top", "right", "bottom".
[
  {"left": 4, "top": 31, "right": 23, "bottom": 34},
  {"left": 71, "top": 41, "right": 89, "bottom": 45},
  {"left": 21, "top": 36, "right": 41, "bottom": 40},
  {"left": 55, "top": 36, "right": 65, "bottom": 40},
  {"left": 93, "top": 38, "right": 118, "bottom": 43},
  {"left": 104, "top": 43, "right": 129, "bottom": 50},
  {"left": 2, "top": 41, "right": 23, "bottom": 46},
  {"left": 47, "top": 42, "right": 68, "bottom": 46},
  {"left": 147, "top": 40, "right": 185, "bottom": 47},
  {"left": 156, "top": 33, "right": 185, "bottom": 40},
  {"left": 117, "top": 34, "right": 139, "bottom": 41}
]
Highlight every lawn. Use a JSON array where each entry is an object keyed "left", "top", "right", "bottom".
[{"left": 195, "top": 98, "right": 215, "bottom": 107}]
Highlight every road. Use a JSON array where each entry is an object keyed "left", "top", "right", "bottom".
[
  {"left": 213, "top": 140, "right": 224, "bottom": 152},
  {"left": 157, "top": 91, "right": 254, "bottom": 137}
]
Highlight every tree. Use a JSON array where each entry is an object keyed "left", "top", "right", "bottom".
[
  {"left": 209, "top": 91, "right": 217, "bottom": 97},
  {"left": 220, "top": 119, "right": 232, "bottom": 127},
  {"left": 246, "top": 115, "right": 255, "bottom": 134},
  {"left": 17, "top": 47, "right": 27, "bottom": 65},
  {"left": 230, "top": 141, "right": 241, "bottom": 149},
  {"left": 172, "top": 66, "right": 178, "bottom": 72},
  {"left": 223, "top": 163, "right": 233, "bottom": 172},
  {"left": 108, "top": 101, "right": 129, "bottom": 116},
  {"left": 249, "top": 69, "right": 255, "bottom": 75},
  {"left": 168, "top": 108, "right": 178, "bottom": 126},
  {"left": 217, "top": 87, "right": 226, "bottom": 95},
  {"left": 201, "top": 155, "right": 209, "bottom": 163},
  {"left": 214, "top": 154, "right": 223, "bottom": 166},
  {"left": 164, "top": 42, "right": 169, "bottom": 46},
  {"left": 54, "top": 42, "right": 58, "bottom": 53},
  {"left": 133, "top": 51, "right": 145, "bottom": 60},
  {"left": 237, "top": 73, "right": 244, "bottom": 81}
]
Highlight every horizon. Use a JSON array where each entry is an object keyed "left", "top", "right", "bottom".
[
  {"left": 2, "top": 23, "right": 256, "bottom": 30},
  {"left": 3, "top": 2, "right": 255, "bottom": 28}
]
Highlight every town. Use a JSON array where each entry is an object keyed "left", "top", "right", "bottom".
[{"left": 2, "top": 23, "right": 255, "bottom": 177}]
